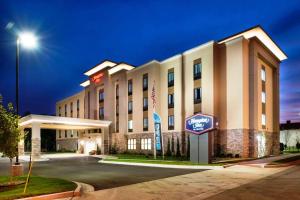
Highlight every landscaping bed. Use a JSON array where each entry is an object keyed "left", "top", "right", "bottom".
[{"left": 0, "top": 176, "right": 77, "bottom": 200}]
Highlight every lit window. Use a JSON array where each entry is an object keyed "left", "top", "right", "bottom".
[
  {"left": 262, "top": 114, "right": 266, "bottom": 126},
  {"left": 143, "top": 97, "right": 148, "bottom": 110},
  {"left": 128, "top": 101, "right": 133, "bottom": 113},
  {"left": 128, "top": 120, "right": 133, "bottom": 132},
  {"left": 261, "top": 68, "right": 266, "bottom": 82},
  {"left": 128, "top": 80, "right": 133, "bottom": 95},
  {"left": 143, "top": 74, "right": 148, "bottom": 91},
  {"left": 194, "top": 88, "right": 202, "bottom": 103},
  {"left": 194, "top": 63, "right": 202, "bottom": 80},
  {"left": 262, "top": 92, "right": 266, "bottom": 103},
  {"left": 128, "top": 139, "right": 136, "bottom": 150},
  {"left": 168, "top": 71, "right": 174, "bottom": 87},
  {"left": 99, "top": 107, "right": 104, "bottom": 119},
  {"left": 168, "top": 94, "right": 174, "bottom": 108},
  {"left": 143, "top": 118, "right": 148, "bottom": 130},
  {"left": 141, "top": 138, "right": 151, "bottom": 150},
  {"left": 99, "top": 90, "right": 104, "bottom": 102},
  {"left": 168, "top": 115, "right": 174, "bottom": 130}
]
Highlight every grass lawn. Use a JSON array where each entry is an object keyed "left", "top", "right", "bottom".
[
  {"left": 104, "top": 154, "right": 224, "bottom": 166},
  {"left": 0, "top": 176, "right": 77, "bottom": 200}
]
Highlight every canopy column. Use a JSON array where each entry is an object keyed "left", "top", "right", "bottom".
[{"left": 31, "top": 123, "right": 41, "bottom": 160}]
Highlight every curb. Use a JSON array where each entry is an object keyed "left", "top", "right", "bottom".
[
  {"left": 17, "top": 181, "right": 81, "bottom": 200},
  {"left": 99, "top": 160, "right": 224, "bottom": 170}
]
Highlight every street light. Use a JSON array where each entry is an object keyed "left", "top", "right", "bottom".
[{"left": 15, "top": 31, "right": 38, "bottom": 165}]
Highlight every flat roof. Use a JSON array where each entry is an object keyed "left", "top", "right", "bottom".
[
  {"left": 218, "top": 25, "right": 287, "bottom": 61},
  {"left": 19, "top": 114, "right": 111, "bottom": 130}
]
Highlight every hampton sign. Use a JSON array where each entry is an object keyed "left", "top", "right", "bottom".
[{"left": 185, "top": 113, "right": 215, "bottom": 135}]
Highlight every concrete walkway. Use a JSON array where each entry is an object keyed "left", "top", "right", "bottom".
[{"left": 78, "top": 165, "right": 294, "bottom": 200}]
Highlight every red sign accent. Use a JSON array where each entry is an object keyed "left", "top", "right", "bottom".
[{"left": 91, "top": 73, "right": 104, "bottom": 83}]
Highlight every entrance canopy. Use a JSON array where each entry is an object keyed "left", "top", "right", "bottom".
[{"left": 19, "top": 114, "right": 111, "bottom": 130}]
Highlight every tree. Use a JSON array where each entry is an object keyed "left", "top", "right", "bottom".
[
  {"left": 0, "top": 95, "right": 21, "bottom": 179},
  {"left": 166, "top": 138, "right": 171, "bottom": 157},
  {"left": 176, "top": 137, "right": 181, "bottom": 157},
  {"left": 283, "top": 130, "right": 292, "bottom": 150},
  {"left": 296, "top": 132, "right": 300, "bottom": 152}
]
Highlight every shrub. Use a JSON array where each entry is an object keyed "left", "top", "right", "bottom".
[
  {"left": 280, "top": 143, "right": 284, "bottom": 152},
  {"left": 235, "top": 154, "right": 240, "bottom": 158},
  {"left": 296, "top": 142, "right": 300, "bottom": 152},
  {"left": 176, "top": 137, "right": 181, "bottom": 157},
  {"left": 227, "top": 153, "right": 233, "bottom": 158},
  {"left": 166, "top": 138, "right": 172, "bottom": 156}
]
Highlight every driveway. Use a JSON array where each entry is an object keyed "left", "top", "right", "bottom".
[{"left": 0, "top": 156, "right": 205, "bottom": 190}]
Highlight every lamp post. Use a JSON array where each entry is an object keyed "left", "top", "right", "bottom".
[{"left": 15, "top": 32, "right": 38, "bottom": 165}]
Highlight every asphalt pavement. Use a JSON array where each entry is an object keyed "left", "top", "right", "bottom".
[{"left": 0, "top": 156, "right": 205, "bottom": 190}]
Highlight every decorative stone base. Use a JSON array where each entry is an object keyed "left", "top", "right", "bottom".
[
  {"left": 32, "top": 138, "right": 41, "bottom": 160},
  {"left": 11, "top": 164, "right": 23, "bottom": 176},
  {"left": 56, "top": 138, "right": 79, "bottom": 151}
]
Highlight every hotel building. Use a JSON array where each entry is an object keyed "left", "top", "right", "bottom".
[{"left": 55, "top": 26, "right": 287, "bottom": 158}]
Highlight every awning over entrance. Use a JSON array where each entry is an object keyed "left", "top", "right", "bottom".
[{"left": 18, "top": 114, "right": 112, "bottom": 159}]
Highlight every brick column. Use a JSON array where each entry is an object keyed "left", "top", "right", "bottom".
[
  {"left": 31, "top": 123, "right": 41, "bottom": 160},
  {"left": 102, "top": 126, "right": 110, "bottom": 154},
  {"left": 18, "top": 129, "right": 25, "bottom": 155}
]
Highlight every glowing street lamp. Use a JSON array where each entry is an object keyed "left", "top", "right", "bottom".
[{"left": 15, "top": 31, "right": 38, "bottom": 165}]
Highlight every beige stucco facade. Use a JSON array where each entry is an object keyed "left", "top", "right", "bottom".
[{"left": 55, "top": 26, "right": 286, "bottom": 158}]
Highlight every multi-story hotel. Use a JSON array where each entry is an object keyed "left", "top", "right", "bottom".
[{"left": 55, "top": 26, "right": 287, "bottom": 158}]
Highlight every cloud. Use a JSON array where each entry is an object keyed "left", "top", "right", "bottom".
[{"left": 271, "top": 7, "right": 300, "bottom": 35}]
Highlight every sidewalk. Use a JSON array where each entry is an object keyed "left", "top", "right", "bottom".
[
  {"left": 238, "top": 153, "right": 300, "bottom": 167},
  {"left": 78, "top": 165, "right": 289, "bottom": 200}
]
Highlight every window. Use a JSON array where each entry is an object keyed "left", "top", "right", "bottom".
[
  {"left": 71, "top": 130, "right": 73, "bottom": 138},
  {"left": 143, "top": 118, "right": 148, "bottom": 131},
  {"left": 168, "top": 94, "right": 174, "bottom": 108},
  {"left": 127, "top": 139, "right": 136, "bottom": 150},
  {"left": 194, "top": 63, "right": 202, "bottom": 80},
  {"left": 65, "top": 130, "right": 67, "bottom": 138},
  {"left": 143, "top": 74, "right": 148, "bottom": 91},
  {"left": 168, "top": 71, "right": 174, "bottom": 87},
  {"left": 58, "top": 106, "right": 61, "bottom": 116},
  {"left": 59, "top": 130, "right": 61, "bottom": 138},
  {"left": 64, "top": 104, "right": 67, "bottom": 117},
  {"left": 141, "top": 138, "right": 151, "bottom": 150},
  {"left": 262, "top": 114, "right": 266, "bottom": 126},
  {"left": 168, "top": 115, "right": 174, "bottom": 130},
  {"left": 143, "top": 97, "right": 148, "bottom": 111},
  {"left": 261, "top": 68, "right": 266, "bottom": 82},
  {"left": 194, "top": 88, "right": 202, "bottom": 103},
  {"left": 262, "top": 92, "right": 266, "bottom": 103},
  {"left": 88, "top": 91, "right": 90, "bottom": 118},
  {"left": 116, "top": 85, "right": 119, "bottom": 98},
  {"left": 128, "top": 80, "right": 133, "bottom": 95},
  {"left": 70, "top": 102, "right": 73, "bottom": 117},
  {"left": 128, "top": 101, "right": 133, "bottom": 114},
  {"left": 99, "top": 90, "right": 104, "bottom": 102},
  {"left": 128, "top": 120, "right": 133, "bottom": 132},
  {"left": 99, "top": 107, "right": 104, "bottom": 119}
]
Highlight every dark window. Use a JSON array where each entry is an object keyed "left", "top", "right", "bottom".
[
  {"left": 143, "top": 74, "right": 148, "bottom": 91},
  {"left": 116, "top": 85, "right": 119, "bottom": 99},
  {"left": 77, "top": 99, "right": 80, "bottom": 118},
  {"left": 168, "top": 115, "right": 174, "bottom": 130},
  {"left": 194, "top": 88, "right": 202, "bottom": 104},
  {"left": 65, "top": 130, "right": 67, "bottom": 138},
  {"left": 128, "top": 80, "right": 133, "bottom": 95},
  {"left": 128, "top": 101, "right": 133, "bottom": 114},
  {"left": 70, "top": 102, "right": 73, "bottom": 117},
  {"left": 194, "top": 63, "right": 202, "bottom": 80},
  {"left": 64, "top": 104, "right": 67, "bottom": 116},
  {"left": 143, "top": 118, "right": 148, "bottom": 131},
  {"left": 88, "top": 92, "right": 90, "bottom": 118},
  {"left": 99, "top": 90, "right": 104, "bottom": 102},
  {"left": 168, "top": 94, "right": 174, "bottom": 108},
  {"left": 143, "top": 97, "right": 148, "bottom": 111},
  {"left": 168, "top": 71, "right": 174, "bottom": 87},
  {"left": 99, "top": 107, "right": 104, "bottom": 119},
  {"left": 58, "top": 106, "right": 61, "bottom": 116},
  {"left": 59, "top": 130, "right": 61, "bottom": 138}
]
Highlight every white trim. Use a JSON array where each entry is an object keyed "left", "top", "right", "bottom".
[
  {"left": 128, "top": 60, "right": 160, "bottom": 73},
  {"left": 84, "top": 61, "right": 117, "bottom": 76},
  {"left": 108, "top": 63, "right": 134, "bottom": 75},
  {"left": 19, "top": 114, "right": 111, "bottom": 128},
  {"left": 218, "top": 26, "right": 287, "bottom": 61},
  {"left": 160, "top": 54, "right": 181, "bottom": 64},
  {"left": 80, "top": 80, "right": 90, "bottom": 87},
  {"left": 183, "top": 41, "right": 215, "bottom": 55}
]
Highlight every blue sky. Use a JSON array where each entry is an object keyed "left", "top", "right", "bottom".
[{"left": 0, "top": 0, "right": 300, "bottom": 122}]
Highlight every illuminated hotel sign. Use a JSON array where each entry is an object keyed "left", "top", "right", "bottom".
[
  {"left": 91, "top": 72, "right": 104, "bottom": 83},
  {"left": 185, "top": 113, "right": 215, "bottom": 135}
]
